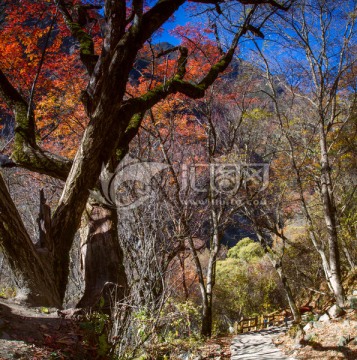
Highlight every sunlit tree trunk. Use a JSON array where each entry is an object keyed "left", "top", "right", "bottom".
[{"left": 318, "top": 122, "right": 345, "bottom": 307}]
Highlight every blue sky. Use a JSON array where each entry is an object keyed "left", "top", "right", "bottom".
[{"left": 154, "top": 7, "right": 189, "bottom": 45}]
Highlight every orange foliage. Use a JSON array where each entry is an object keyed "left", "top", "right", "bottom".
[{"left": 0, "top": 0, "right": 95, "bottom": 158}]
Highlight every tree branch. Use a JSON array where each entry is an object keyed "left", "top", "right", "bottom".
[
  {"left": 192, "top": 0, "right": 291, "bottom": 11},
  {"left": 124, "top": 7, "right": 256, "bottom": 113},
  {"left": 0, "top": 70, "right": 35, "bottom": 146},
  {"left": 104, "top": 0, "right": 126, "bottom": 53},
  {"left": 54, "top": 0, "right": 98, "bottom": 75},
  {"left": 0, "top": 69, "right": 71, "bottom": 179},
  {"left": 28, "top": 11, "right": 57, "bottom": 123}
]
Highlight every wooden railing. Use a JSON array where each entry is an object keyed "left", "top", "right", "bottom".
[{"left": 234, "top": 312, "right": 286, "bottom": 334}]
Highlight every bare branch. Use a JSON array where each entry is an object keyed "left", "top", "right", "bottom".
[{"left": 192, "top": 0, "right": 291, "bottom": 11}]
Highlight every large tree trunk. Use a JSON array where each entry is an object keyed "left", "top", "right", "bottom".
[
  {"left": 289, "top": 137, "right": 345, "bottom": 306},
  {"left": 77, "top": 202, "right": 127, "bottom": 309},
  {"left": 0, "top": 173, "right": 61, "bottom": 306}
]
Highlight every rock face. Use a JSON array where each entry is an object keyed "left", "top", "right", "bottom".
[
  {"left": 319, "top": 313, "right": 330, "bottom": 322},
  {"left": 313, "top": 321, "right": 322, "bottom": 328},
  {"left": 327, "top": 304, "right": 345, "bottom": 319}
]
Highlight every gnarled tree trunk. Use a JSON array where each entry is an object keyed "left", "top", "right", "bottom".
[
  {"left": 77, "top": 202, "right": 127, "bottom": 309},
  {"left": 0, "top": 173, "right": 61, "bottom": 306}
]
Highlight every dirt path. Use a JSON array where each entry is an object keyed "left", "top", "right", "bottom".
[
  {"left": 230, "top": 327, "right": 296, "bottom": 360},
  {"left": 0, "top": 298, "right": 104, "bottom": 359}
]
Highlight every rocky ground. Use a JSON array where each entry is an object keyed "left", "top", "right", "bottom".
[
  {"left": 0, "top": 297, "right": 234, "bottom": 360},
  {"left": 194, "top": 337, "right": 231, "bottom": 359},
  {"left": 0, "top": 296, "right": 356, "bottom": 359},
  {"left": 230, "top": 326, "right": 294, "bottom": 360},
  {"left": 275, "top": 309, "right": 357, "bottom": 360}
]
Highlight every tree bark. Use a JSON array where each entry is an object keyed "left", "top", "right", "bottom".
[
  {"left": 318, "top": 121, "right": 345, "bottom": 307},
  {"left": 287, "top": 134, "right": 344, "bottom": 305},
  {"left": 178, "top": 254, "right": 189, "bottom": 300},
  {"left": 201, "top": 297, "right": 213, "bottom": 338},
  {"left": 0, "top": 173, "right": 61, "bottom": 306},
  {"left": 275, "top": 265, "right": 301, "bottom": 323},
  {"left": 201, "top": 208, "right": 221, "bottom": 337},
  {"left": 77, "top": 202, "right": 127, "bottom": 309},
  {"left": 186, "top": 233, "right": 210, "bottom": 336}
]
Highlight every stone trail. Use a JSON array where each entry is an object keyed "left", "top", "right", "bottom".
[{"left": 230, "top": 326, "right": 296, "bottom": 360}]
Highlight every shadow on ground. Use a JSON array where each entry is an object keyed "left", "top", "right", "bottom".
[
  {"left": 0, "top": 300, "right": 106, "bottom": 359},
  {"left": 301, "top": 340, "right": 357, "bottom": 360}
]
